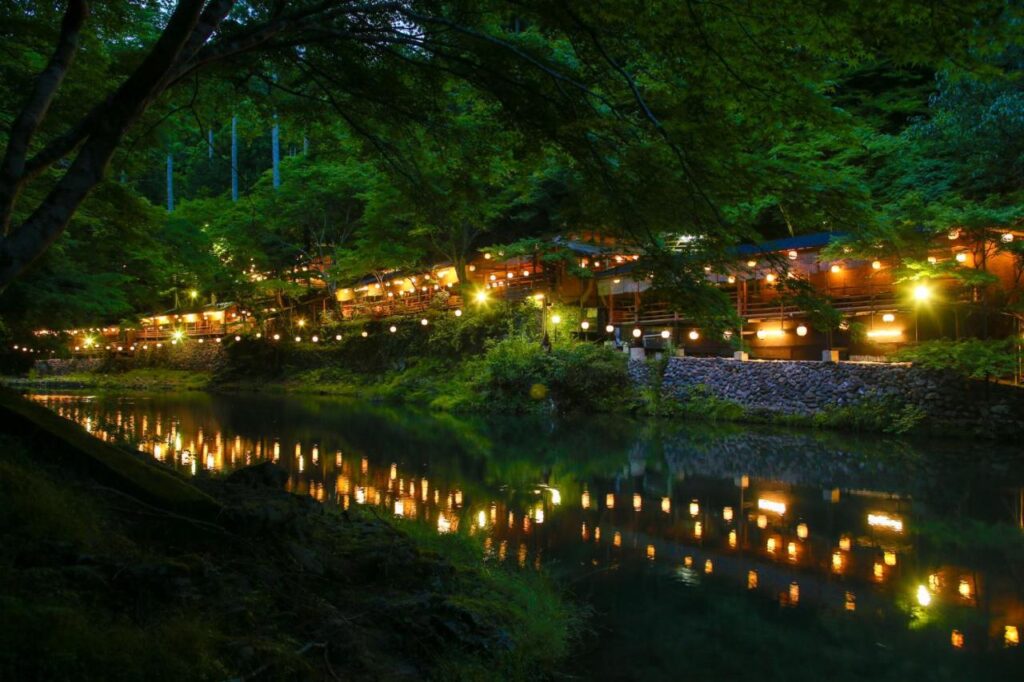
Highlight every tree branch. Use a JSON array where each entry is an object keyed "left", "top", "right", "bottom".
[{"left": 0, "top": 0, "right": 89, "bottom": 234}]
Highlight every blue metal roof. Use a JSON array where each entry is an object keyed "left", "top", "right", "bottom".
[{"left": 594, "top": 231, "right": 844, "bottom": 279}]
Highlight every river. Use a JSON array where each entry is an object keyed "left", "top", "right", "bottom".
[{"left": 27, "top": 391, "right": 1024, "bottom": 680}]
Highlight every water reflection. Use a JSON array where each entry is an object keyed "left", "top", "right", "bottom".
[{"left": 28, "top": 392, "right": 1024, "bottom": 668}]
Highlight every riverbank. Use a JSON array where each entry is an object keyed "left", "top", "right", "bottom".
[{"left": 0, "top": 395, "right": 578, "bottom": 680}]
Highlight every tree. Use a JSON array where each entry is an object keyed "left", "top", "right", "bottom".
[{"left": 2, "top": 0, "right": 1016, "bottom": 298}]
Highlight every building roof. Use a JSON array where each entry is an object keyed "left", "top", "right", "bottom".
[{"left": 595, "top": 231, "right": 845, "bottom": 279}]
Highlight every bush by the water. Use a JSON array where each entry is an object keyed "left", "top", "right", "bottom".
[
  {"left": 892, "top": 338, "right": 1017, "bottom": 381},
  {"left": 472, "top": 336, "right": 630, "bottom": 413}
]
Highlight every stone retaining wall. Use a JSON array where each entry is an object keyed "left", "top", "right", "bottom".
[
  {"left": 33, "top": 343, "right": 226, "bottom": 376},
  {"left": 642, "top": 356, "right": 1024, "bottom": 438}
]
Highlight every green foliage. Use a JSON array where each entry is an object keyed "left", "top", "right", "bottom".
[
  {"left": 473, "top": 336, "right": 630, "bottom": 414},
  {"left": 813, "top": 394, "right": 927, "bottom": 435},
  {"left": 892, "top": 338, "right": 1018, "bottom": 380}
]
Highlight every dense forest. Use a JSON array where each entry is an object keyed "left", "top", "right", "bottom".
[{"left": 0, "top": 1, "right": 1021, "bottom": 338}]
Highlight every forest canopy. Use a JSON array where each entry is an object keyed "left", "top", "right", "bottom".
[{"left": 0, "top": 1, "right": 1022, "bottom": 334}]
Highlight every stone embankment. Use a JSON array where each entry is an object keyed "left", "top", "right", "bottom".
[{"left": 640, "top": 356, "right": 1024, "bottom": 438}]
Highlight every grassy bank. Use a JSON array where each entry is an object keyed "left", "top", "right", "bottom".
[{"left": 0, "top": 430, "right": 579, "bottom": 680}]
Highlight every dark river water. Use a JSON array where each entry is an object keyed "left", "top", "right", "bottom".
[{"left": 28, "top": 391, "right": 1024, "bottom": 680}]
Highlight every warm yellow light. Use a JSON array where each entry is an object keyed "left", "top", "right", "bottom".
[
  {"left": 839, "top": 536, "right": 851, "bottom": 552},
  {"left": 727, "top": 275, "right": 736, "bottom": 284},
  {"left": 832, "top": 552, "right": 843, "bottom": 572},
  {"left": 757, "top": 514, "right": 768, "bottom": 529},
  {"left": 172, "top": 330, "right": 185, "bottom": 342},
  {"left": 360, "top": 331, "right": 368, "bottom": 338},
  {"left": 550, "top": 314, "right": 561, "bottom": 325},
  {"left": 767, "top": 537, "right": 777, "bottom": 553},
  {"left": 189, "top": 289, "right": 198, "bottom": 299},
  {"left": 661, "top": 330, "right": 671, "bottom": 339},
  {"left": 913, "top": 283, "right": 932, "bottom": 303},
  {"left": 951, "top": 630, "right": 964, "bottom": 648},
  {"left": 475, "top": 290, "right": 487, "bottom": 303},
  {"left": 955, "top": 252, "right": 967, "bottom": 263},
  {"left": 646, "top": 544, "right": 655, "bottom": 560},
  {"left": 758, "top": 498, "right": 786, "bottom": 515},
  {"left": 867, "top": 513, "right": 903, "bottom": 532},
  {"left": 1005, "top": 626, "right": 1019, "bottom": 647},
  {"left": 605, "top": 324, "right": 614, "bottom": 333},
  {"left": 728, "top": 530, "right": 737, "bottom": 548},
  {"left": 688, "top": 330, "right": 699, "bottom": 340},
  {"left": 882, "top": 313, "right": 895, "bottom": 323},
  {"left": 755, "top": 328, "right": 785, "bottom": 340},
  {"left": 689, "top": 500, "right": 699, "bottom": 516},
  {"left": 704, "top": 559, "right": 713, "bottom": 574},
  {"left": 605, "top": 493, "right": 615, "bottom": 509},
  {"left": 661, "top": 497, "right": 671, "bottom": 513},
  {"left": 796, "top": 325, "right": 808, "bottom": 336},
  {"left": 796, "top": 523, "right": 808, "bottom": 539},
  {"left": 884, "top": 550, "right": 897, "bottom": 566},
  {"left": 747, "top": 260, "right": 757, "bottom": 268},
  {"left": 765, "top": 273, "right": 776, "bottom": 283},
  {"left": 789, "top": 582, "right": 800, "bottom": 604},
  {"left": 831, "top": 264, "right": 842, "bottom": 273},
  {"left": 872, "top": 260, "right": 882, "bottom": 270},
  {"left": 420, "top": 318, "right": 429, "bottom": 326},
  {"left": 874, "top": 562, "right": 884, "bottom": 581},
  {"left": 633, "top": 493, "right": 642, "bottom": 512},
  {"left": 580, "top": 320, "right": 590, "bottom": 330},
  {"left": 748, "top": 570, "right": 758, "bottom": 589},
  {"left": 694, "top": 521, "right": 703, "bottom": 538},
  {"left": 294, "top": 336, "right": 301, "bottom": 342},
  {"left": 297, "top": 318, "right": 306, "bottom": 327},
  {"left": 916, "top": 585, "right": 932, "bottom": 607},
  {"left": 582, "top": 490, "right": 590, "bottom": 509},
  {"left": 722, "top": 506, "right": 733, "bottom": 521},
  {"left": 787, "top": 250, "right": 798, "bottom": 260},
  {"left": 958, "top": 579, "right": 972, "bottom": 599},
  {"left": 632, "top": 328, "right": 642, "bottom": 338}
]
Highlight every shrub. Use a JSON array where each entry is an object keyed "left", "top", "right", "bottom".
[
  {"left": 892, "top": 338, "right": 1017, "bottom": 381},
  {"left": 474, "top": 336, "right": 629, "bottom": 413}
]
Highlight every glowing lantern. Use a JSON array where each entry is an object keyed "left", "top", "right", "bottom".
[
  {"left": 420, "top": 318, "right": 429, "bottom": 326},
  {"left": 294, "top": 336, "right": 301, "bottom": 342},
  {"left": 884, "top": 551, "right": 897, "bottom": 566},
  {"left": 757, "top": 514, "right": 768, "bottom": 529},
  {"left": 605, "top": 493, "right": 615, "bottom": 509},
  {"left": 694, "top": 522, "right": 703, "bottom": 538},
  {"left": 605, "top": 324, "right": 614, "bottom": 333},
  {"left": 661, "top": 497, "right": 671, "bottom": 513},
  {"left": 727, "top": 275, "right": 736, "bottom": 284},
  {"left": 1006, "top": 626, "right": 1019, "bottom": 647},
  {"left": 722, "top": 506, "right": 733, "bottom": 521},
  {"left": 475, "top": 290, "right": 487, "bottom": 303},
  {"left": 633, "top": 493, "right": 642, "bottom": 512},
  {"left": 882, "top": 313, "right": 895, "bottom": 323},
  {"left": 454, "top": 309, "right": 463, "bottom": 317},
  {"left": 234, "top": 335, "right": 241, "bottom": 341},
  {"left": 360, "top": 331, "right": 368, "bottom": 338},
  {"left": 551, "top": 314, "right": 561, "bottom": 325},
  {"left": 661, "top": 330, "right": 671, "bottom": 339},
  {"left": 830, "top": 264, "right": 842, "bottom": 274},
  {"left": 871, "top": 260, "right": 882, "bottom": 270},
  {"left": 787, "top": 250, "right": 798, "bottom": 260},
  {"left": 688, "top": 330, "right": 699, "bottom": 340},
  {"left": 272, "top": 334, "right": 281, "bottom": 341},
  {"left": 747, "top": 260, "right": 757, "bottom": 268},
  {"left": 389, "top": 325, "right": 397, "bottom": 333},
  {"left": 796, "top": 523, "right": 808, "bottom": 539},
  {"left": 689, "top": 500, "right": 699, "bottom": 516},
  {"left": 951, "top": 630, "right": 964, "bottom": 648},
  {"left": 874, "top": 563, "right": 884, "bottom": 581},
  {"left": 766, "top": 537, "right": 777, "bottom": 554},
  {"left": 646, "top": 545, "right": 655, "bottom": 560},
  {"left": 912, "top": 284, "right": 932, "bottom": 303},
  {"left": 580, "top": 320, "right": 590, "bottom": 330},
  {"left": 916, "top": 585, "right": 932, "bottom": 607},
  {"left": 789, "top": 582, "right": 800, "bottom": 604},
  {"left": 787, "top": 541, "right": 797, "bottom": 560},
  {"left": 582, "top": 490, "right": 591, "bottom": 509},
  {"left": 1001, "top": 232, "right": 1014, "bottom": 243},
  {"left": 958, "top": 579, "right": 972, "bottom": 600},
  {"left": 704, "top": 559, "right": 713, "bottom": 574},
  {"left": 632, "top": 328, "right": 642, "bottom": 338},
  {"left": 613, "top": 532, "right": 622, "bottom": 547},
  {"left": 955, "top": 252, "right": 967, "bottom": 263},
  {"left": 796, "top": 325, "right": 808, "bottom": 336},
  {"left": 311, "top": 335, "right": 318, "bottom": 343},
  {"left": 765, "top": 273, "right": 776, "bottom": 283},
  {"left": 839, "top": 536, "right": 851, "bottom": 552},
  {"left": 748, "top": 570, "right": 758, "bottom": 589},
  {"left": 832, "top": 552, "right": 843, "bottom": 572}
]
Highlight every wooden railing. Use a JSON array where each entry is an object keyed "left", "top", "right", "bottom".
[{"left": 342, "top": 292, "right": 464, "bottom": 319}]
